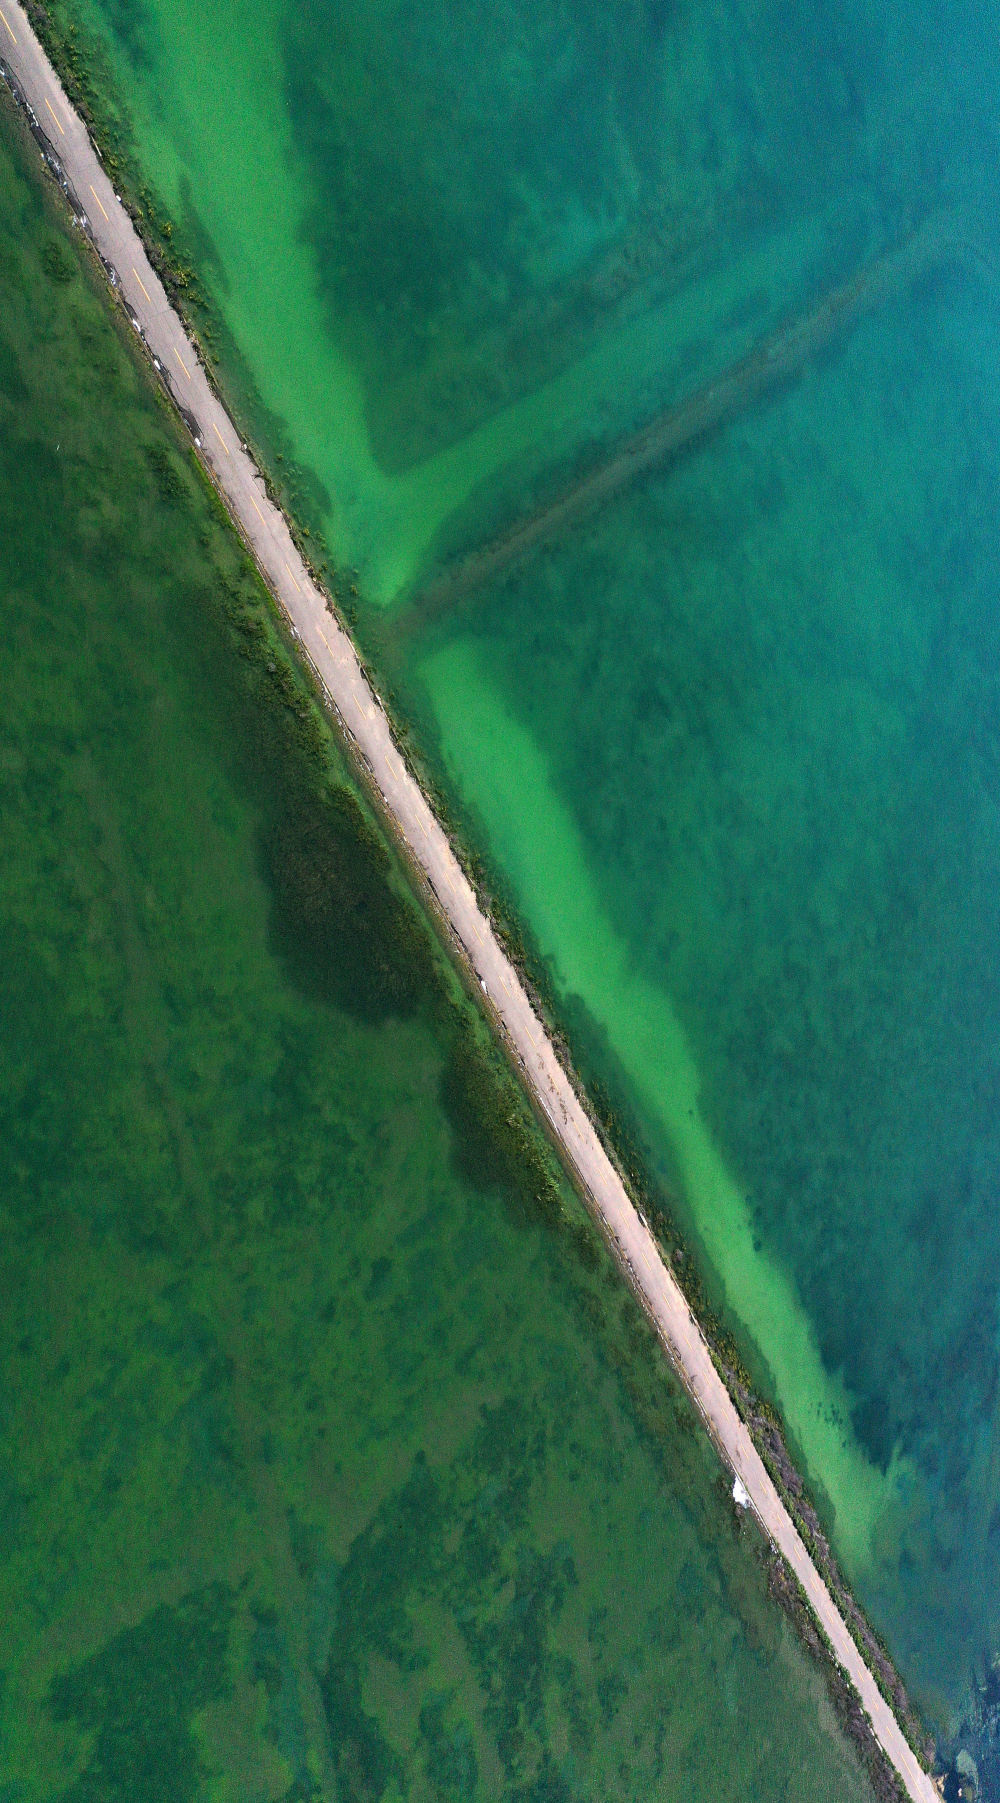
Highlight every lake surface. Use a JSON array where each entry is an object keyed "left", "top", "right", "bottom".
[
  {"left": 31, "top": 0, "right": 1000, "bottom": 1777},
  {"left": 0, "top": 96, "right": 882, "bottom": 1803}
]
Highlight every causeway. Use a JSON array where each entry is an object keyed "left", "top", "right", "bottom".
[{"left": 0, "top": 11, "right": 938, "bottom": 1798}]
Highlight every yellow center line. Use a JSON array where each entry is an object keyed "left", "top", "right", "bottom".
[
  {"left": 212, "top": 421, "right": 230, "bottom": 456},
  {"left": 44, "top": 96, "right": 65, "bottom": 135},
  {"left": 283, "top": 560, "right": 301, "bottom": 593},
  {"left": 249, "top": 493, "right": 267, "bottom": 525},
  {"left": 130, "top": 266, "right": 152, "bottom": 306},
  {"left": 88, "top": 184, "right": 109, "bottom": 223},
  {"left": 352, "top": 694, "right": 365, "bottom": 718},
  {"left": 0, "top": 8, "right": 18, "bottom": 44},
  {"left": 172, "top": 344, "right": 190, "bottom": 379}
]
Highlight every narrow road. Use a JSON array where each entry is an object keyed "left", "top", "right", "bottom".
[{"left": 0, "top": 13, "right": 938, "bottom": 1799}]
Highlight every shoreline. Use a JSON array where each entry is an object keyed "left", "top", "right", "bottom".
[{"left": 0, "top": 12, "right": 941, "bottom": 1800}]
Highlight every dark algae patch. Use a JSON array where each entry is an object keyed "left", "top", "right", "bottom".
[
  {"left": 0, "top": 79, "right": 881, "bottom": 1803},
  {"left": 50, "top": 1589, "right": 233, "bottom": 1803},
  {"left": 260, "top": 780, "right": 430, "bottom": 1024}
]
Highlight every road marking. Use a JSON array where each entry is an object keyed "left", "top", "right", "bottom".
[
  {"left": 44, "top": 96, "right": 65, "bottom": 135},
  {"left": 131, "top": 266, "right": 153, "bottom": 306},
  {"left": 0, "top": 8, "right": 17, "bottom": 44},
  {"left": 283, "top": 560, "right": 301, "bottom": 593},
  {"left": 172, "top": 344, "right": 191, "bottom": 379},
  {"left": 249, "top": 493, "right": 266, "bottom": 525},
  {"left": 212, "top": 421, "right": 230, "bottom": 456},
  {"left": 352, "top": 694, "right": 365, "bottom": 718},
  {"left": 88, "top": 184, "right": 109, "bottom": 222}
]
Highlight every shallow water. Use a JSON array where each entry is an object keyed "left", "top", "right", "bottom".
[
  {"left": 0, "top": 99, "right": 881, "bottom": 1802},
  {"left": 414, "top": 259, "right": 1000, "bottom": 1731},
  {"left": 34, "top": 0, "right": 1000, "bottom": 1768}
]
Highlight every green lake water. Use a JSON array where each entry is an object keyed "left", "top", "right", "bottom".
[
  {"left": 26, "top": 0, "right": 1000, "bottom": 1778},
  {"left": 0, "top": 96, "right": 883, "bottom": 1802}
]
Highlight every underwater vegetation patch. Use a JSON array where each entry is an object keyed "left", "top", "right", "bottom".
[{"left": 49, "top": 1587, "right": 233, "bottom": 1803}]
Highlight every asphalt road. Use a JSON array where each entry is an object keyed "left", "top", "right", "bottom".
[{"left": 0, "top": 12, "right": 940, "bottom": 1798}]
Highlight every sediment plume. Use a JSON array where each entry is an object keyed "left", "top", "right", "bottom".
[{"left": 402, "top": 213, "right": 953, "bottom": 632}]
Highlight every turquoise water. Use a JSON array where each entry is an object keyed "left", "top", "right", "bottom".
[
  {"left": 413, "top": 252, "right": 1000, "bottom": 1723},
  {"left": 0, "top": 95, "right": 882, "bottom": 1802},
  {"left": 32, "top": 0, "right": 1000, "bottom": 1773}
]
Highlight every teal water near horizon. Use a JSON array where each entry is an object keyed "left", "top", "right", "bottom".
[
  {"left": 0, "top": 95, "right": 884, "bottom": 1803},
  {"left": 30, "top": 0, "right": 1000, "bottom": 1778}
]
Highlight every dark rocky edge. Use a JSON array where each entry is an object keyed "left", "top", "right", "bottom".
[{"left": 764, "top": 1549, "right": 909, "bottom": 1803}]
